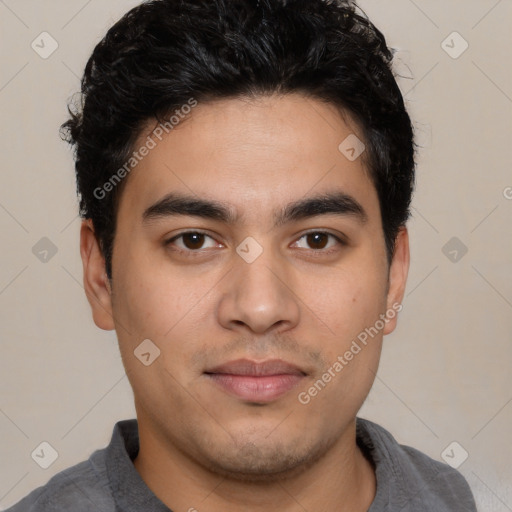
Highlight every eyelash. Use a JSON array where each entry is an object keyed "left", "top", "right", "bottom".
[{"left": 164, "top": 230, "right": 346, "bottom": 256}]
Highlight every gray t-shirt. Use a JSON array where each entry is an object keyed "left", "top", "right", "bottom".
[{"left": 5, "top": 417, "right": 477, "bottom": 511}]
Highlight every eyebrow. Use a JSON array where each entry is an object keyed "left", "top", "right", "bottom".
[{"left": 142, "top": 191, "right": 368, "bottom": 226}]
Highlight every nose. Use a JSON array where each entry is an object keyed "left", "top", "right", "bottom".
[{"left": 216, "top": 249, "right": 300, "bottom": 335}]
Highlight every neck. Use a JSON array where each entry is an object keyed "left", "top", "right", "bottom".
[{"left": 133, "top": 415, "right": 376, "bottom": 512}]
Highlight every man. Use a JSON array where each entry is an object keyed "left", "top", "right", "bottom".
[{"left": 7, "top": 0, "right": 477, "bottom": 510}]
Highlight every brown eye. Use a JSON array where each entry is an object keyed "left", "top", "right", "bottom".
[
  {"left": 182, "top": 233, "right": 206, "bottom": 250},
  {"left": 292, "top": 231, "right": 344, "bottom": 252},
  {"left": 306, "top": 232, "right": 329, "bottom": 249},
  {"left": 166, "top": 232, "right": 219, "bottom": 252}
]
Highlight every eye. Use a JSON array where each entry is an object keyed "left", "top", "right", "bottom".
[
  {"left": 164, "top": 230, "right": 345, "bottom": 256},
  {"left": 292, "top": 231, "right": 344, "bottom": 251},
  {"left": 165, "top": 231, "right": 220, "bottom": 252}
]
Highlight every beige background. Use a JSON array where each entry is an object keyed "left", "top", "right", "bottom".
[{"left": 1, "top": 1, "right": 511, "bottom": 510}]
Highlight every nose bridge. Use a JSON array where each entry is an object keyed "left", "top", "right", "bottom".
[{"left": 217, "top": 244, "right": 300, "bottom": 334}]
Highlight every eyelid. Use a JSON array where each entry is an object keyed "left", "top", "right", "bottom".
[
  {"left": 165, "top": 230, "right": 221, "bottom": 247},
  {"left": 297, "top": 229, "right": 347, "bottom": 242}
]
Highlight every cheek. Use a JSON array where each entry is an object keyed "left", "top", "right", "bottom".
[
  {"left": 111, "top": 263, "right": 211, "bottom": 409},
  {"left": 298, "top": 273, "right": 385, "bottom": 417},
  {"left": 113, "top": 242, "right": 179, "bottom": 325},
  {"left": 307, "top": 263, "right": 387, "bottom": 342},
  {"left": 111, "top": 249, "right": 223, "bottom": 366},
  {"left": 313, "top": 263, "right": 387, "bottom": 396}
]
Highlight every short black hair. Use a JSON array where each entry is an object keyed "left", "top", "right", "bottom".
[{"left": 61, "top": 0, "right": 415, "bottom": 279}]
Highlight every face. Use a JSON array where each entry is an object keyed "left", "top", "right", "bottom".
[{"left": 81, "top": 93, "right": 409, "bottom": 481}]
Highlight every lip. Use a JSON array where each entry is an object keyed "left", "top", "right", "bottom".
[{"left": 204, "top": 358, "right": 307, "bottom": 403}]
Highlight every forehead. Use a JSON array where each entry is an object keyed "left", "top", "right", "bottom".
[{"left": 118, "top": 94, "right": 379, "bottom": 224}]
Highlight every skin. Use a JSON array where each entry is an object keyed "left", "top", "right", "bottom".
[{"left": 80, "top": 93, "right": 409, "bottom": 511}]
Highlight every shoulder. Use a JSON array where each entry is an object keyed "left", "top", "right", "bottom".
[
  {"left": 356, "top": 417, "right": 477, "bottom": 512},
  {"left": 4, "top": 447, "right": 115, "bottom": 512}
]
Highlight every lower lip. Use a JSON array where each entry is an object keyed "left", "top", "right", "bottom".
[{"left": 206, "top": 374, "right": 304, "bottom": 403}]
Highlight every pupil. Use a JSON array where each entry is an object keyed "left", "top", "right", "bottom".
[
  {"left": 308, "top": 233, "right": 327, "bottom": 249},
  {"left": 184, "top": 233, "right": 204, "bottom": 249}
]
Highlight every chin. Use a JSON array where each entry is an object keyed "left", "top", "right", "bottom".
[{"left": 193, "top": 432, "right": 333, "bottom": 483}]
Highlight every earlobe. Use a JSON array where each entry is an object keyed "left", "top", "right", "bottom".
[
  {"left": 80, "top": 219, "right": 116, "bottom": 331},
  {"left": 383, "top": 226, "right": 410, "bottom": 335}
]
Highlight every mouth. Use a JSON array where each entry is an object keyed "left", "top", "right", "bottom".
[{"left": 204, "top": 358, "right": 307, "bottom": 403}]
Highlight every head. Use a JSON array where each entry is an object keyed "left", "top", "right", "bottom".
[{"left": 63, "top": 0, "right": 414, "bottom": 481}]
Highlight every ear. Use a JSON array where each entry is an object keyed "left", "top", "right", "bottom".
[
  {"left": 383, "top": 226, "right": 410, "bottom": 335},
  {"left": 80, "top": 219, "right": 115, "bottom": 330}
]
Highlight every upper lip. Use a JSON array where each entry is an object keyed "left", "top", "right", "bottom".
[{"left": 205, "top": 358, "right": 306, "bottom": 377}]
